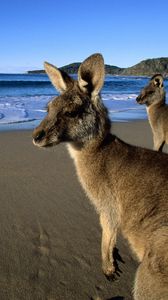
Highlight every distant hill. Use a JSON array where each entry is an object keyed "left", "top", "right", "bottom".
[
  {"left": 121, "top": 58, "right": 168, "bottom": 76},
  {"left": 28, "top": 63, "right": 123, "bottom": 75},
  {"left": 27, "top": 57, "right": 168, "bottom": 76}
]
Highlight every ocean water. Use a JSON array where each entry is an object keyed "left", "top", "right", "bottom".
[{"left": 0, "top": 73, "right": 167, "bottom": 130}]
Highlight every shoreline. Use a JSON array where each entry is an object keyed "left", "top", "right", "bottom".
[{"left": 0, "top": 116, "right": 147, "bottom": 132}]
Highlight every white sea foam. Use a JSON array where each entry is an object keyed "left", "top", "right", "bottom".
[
  {"left": 0, "top": 95, "right": 48, "bottom": 125},
  {"left": 102, "top": 93, "right": 138, "bottom": 101},
  {"left": 0, "top": 92, "right": 147, "bottom": 125}
]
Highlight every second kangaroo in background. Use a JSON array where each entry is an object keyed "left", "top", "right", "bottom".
[
  {"left": 33, "top": 54, "right": 168, "bottom": 300},
  {"left": 136, "top": 74, "right": 168, "bottom": 151}
]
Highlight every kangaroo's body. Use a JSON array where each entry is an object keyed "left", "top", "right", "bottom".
[
  {"left": 136, "top": 74, "right": 168, "bottom": 151},
  {"left": 33, "top": 54, "right": 168, "bottom": 300}
]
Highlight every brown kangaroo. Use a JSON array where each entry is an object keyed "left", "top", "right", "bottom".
[
  {"left": 136, "top": 74, "right": 168, "bottom": 152},
  {"left": 33, "top": 54, "right": 168, "bottom": 300}
]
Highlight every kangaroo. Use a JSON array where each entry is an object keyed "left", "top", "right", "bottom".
[
  {"left": 33, "top": 54, "right": 168, "bottom": 300},
  {"left": 136, "top": 74, "right": 168, "bottom": 152}
]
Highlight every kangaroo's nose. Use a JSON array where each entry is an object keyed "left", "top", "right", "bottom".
[
  {"left": 136, "top": 95, "right": 140, "bottom": 102},
  {"left": 33, "top": 129, "right": 46, "bottom": 142}
]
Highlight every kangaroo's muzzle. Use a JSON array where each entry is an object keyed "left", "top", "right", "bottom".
[{"left": 136, "top": 95, "right": 144, "bottom": 104}]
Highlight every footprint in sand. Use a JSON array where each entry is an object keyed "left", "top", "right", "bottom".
[
  {"left": 32, "top": 223, "right": 51, "bottom": 255},
  {"left": 31, "top": 222, "right": 52, "bottom": 281},
  {"left": 37, "top": 223, "right": 51, "bottom": 257}
]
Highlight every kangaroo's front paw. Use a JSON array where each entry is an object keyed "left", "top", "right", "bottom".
[
  {"left": 102, "top": 262, "right": 116, "bottom": 280},
  {"left": 102, "top": 260, "right": 122, "bottom": 282}
]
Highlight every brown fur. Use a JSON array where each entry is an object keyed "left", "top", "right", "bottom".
[
  {"left": 136, "top": 74, "right": 168, "bottom": 151},
  {"left": 33, "top": 54, "right": 168, "bottom": 299}
]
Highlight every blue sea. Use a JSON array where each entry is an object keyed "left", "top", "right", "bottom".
[{"left": 0, "top": 73, "right": 168, "bottom": 131}]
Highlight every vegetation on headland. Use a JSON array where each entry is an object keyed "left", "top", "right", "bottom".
[
  {"left": 28, "top": 57, "right": 168, "bottom": 76},
  {"left": 121, "top": 58, "right": 168, "bottom": 76}
]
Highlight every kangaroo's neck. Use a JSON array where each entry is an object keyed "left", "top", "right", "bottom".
[
  {"left": 67, "top": 130, "right": 113, "bottom": 161},
  {"left": 146, "top": 102, "right": 165, "bottom": 128}
]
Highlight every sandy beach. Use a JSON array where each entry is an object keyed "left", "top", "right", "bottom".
[{"left": 0, "top": 120, "right": 167, "bottom": 300}]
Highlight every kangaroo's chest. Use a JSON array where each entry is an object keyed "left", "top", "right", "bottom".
[
  {"left": 71, "top": 150, "right": 116, "bottom": 213},
  {"left": 146, "top": 106, "right": 162, "bottom": 131}
]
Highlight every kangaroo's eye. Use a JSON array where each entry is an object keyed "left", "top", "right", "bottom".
[
  {"left": 148, "top": 91, "right": 154, "bottom": 95},
  {"left": 64, "top": 111, "right": 78, "bottom": 118}
]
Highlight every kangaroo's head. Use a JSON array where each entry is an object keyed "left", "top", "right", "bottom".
[
  {"left": 136, "top": 74, "right": 166, "bottom": 107},
  {"left": 33, "top": 54, "right": 110, "bottom": 148}
]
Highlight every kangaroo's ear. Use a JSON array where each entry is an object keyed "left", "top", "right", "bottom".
[
  {"left": 44, "top": 62, "right": 74, "bottom": 93},
  {"left": 151, "top": 74, "right": 164, "bottom": 88},
  {"left": 78, "top": 53, "right": 105, "bottom": 97}
]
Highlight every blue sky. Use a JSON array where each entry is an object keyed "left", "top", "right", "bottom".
[{"left": 1, "top": 0, "right": 168, "bottom": 72}]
